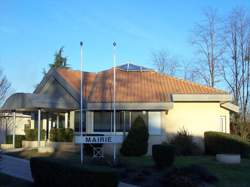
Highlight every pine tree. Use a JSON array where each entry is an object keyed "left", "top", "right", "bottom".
[
  {"left": 120, "top": 116, "right": 149, "bottom": 156},
  {"left": 49, "top": 47, "right": 69, "bottom": 69}
]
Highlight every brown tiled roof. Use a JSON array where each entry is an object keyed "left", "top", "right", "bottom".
[{"left": 56, "top": 67, "right": 226, "bottom": 103}]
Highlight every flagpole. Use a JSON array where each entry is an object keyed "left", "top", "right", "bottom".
[
  {"left": 80, "top": 41, "right": 84, "bottom": 164},
  {"left": 113, "top": 42, "right": 117, "bottom": 163}
]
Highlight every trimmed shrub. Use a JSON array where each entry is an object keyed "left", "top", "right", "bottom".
[
  {"left": 169, "top": 128, "right": 201, "bottom": 156},
  {"left": 49, "top": 128, "right": 74, "bottom": 142},
  {"left": 49, "top": 128, "right": 57, "bottom": 141},
  {"left": 152, "top": 144, "right": 175, "bottom": 168},
  {"left": 30, "top": 157, "right": 119, "bottom": 187},
  {"left": 120, "top": 116, "right": 149, "bottom": 156},
  {"left": 6, "top": 135, "right": 25, "bottom": 148},
  {"left": 57, "top": 128, "right": 66, "bottom": 141},
  {"left": 24, "top": 128, "right": 46, "bottom": 141},
  {"left": 64, "top": 128, "right": 74, "bottom": 142},
  {"left": 204, "top": 131, "right": 250, "bottom": 157}
]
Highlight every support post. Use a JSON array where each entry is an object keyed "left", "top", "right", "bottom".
[
  {"left": 65, "top": 112, "right": 68, "bottom": 128},
  {"left": 12, "top": 111, "right": 16, "bottom": 148},
  {"left": 56, "top": 113, "right": 59, "bottom": 128},
  {"left": 38, "top": 109, "right": 41, "bottom": 147}
]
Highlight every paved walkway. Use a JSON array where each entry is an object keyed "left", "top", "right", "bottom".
[
  {"left": 0, "top": 155, "right": 33, "bottom": 182},
  {"left": 0, "top": 154, "right": 138, "bottom": 187}
]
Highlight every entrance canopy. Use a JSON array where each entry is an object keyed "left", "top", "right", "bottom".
[{"left": 1, "top": 93, "right": 76, "bottom": 112}]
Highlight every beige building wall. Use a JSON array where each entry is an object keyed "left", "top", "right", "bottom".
[
  {"left": 0, "top": 114, "right": 31, "bottom": 143},
  {"left": 164, "top": 102, "right": 230, "bottom": 148}
]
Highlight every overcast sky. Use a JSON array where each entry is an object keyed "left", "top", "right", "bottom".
[{"left": 1, "top": 0, "right": 250, "bottom": 93}]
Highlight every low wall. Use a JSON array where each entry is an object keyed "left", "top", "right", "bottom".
[
  {"left": 22, "top": 141, "right": 46, "bottom": 148},
  {"left": 0, "top": 144, "right": 13, "bottom": 150},
  {"left": 47, "top": 142, "right": 80, "bottom": 152}
]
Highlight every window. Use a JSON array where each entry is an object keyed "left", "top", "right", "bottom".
[
  {"left": 74, "top": 111, "right": 86, "bottom": 132},
  {"left": 220, "top": 116, "right": 226, "bottom": 133},
  {"left": 148, "top": 112, "right": 161, "bottom": 135},
  {"left": 93, "top": 111, "right": 130, "bottom": 132}
]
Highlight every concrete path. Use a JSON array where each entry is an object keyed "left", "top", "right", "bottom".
[
  {"left": 0, "top": 154, "right": 138, "bottom": 187},
  {"left": 0, "top": 155, "right": 33, "bottom": 182}
]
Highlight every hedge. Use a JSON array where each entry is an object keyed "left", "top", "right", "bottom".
[
  {"left": 204, "top": 131, "right": 250, "bottom": 157},
  {"left": 6, "top": 135, "right": 25, "bottom": 148},
  {"left": 50, "top": 128, "right": 73, "bottom": 142},
  {"left": 30, "top": 157, "right": 119, "bottom": 187},
  {"left": 152, "top": 144, "right": 175, "bottom": 168},
  {"left": 24, "top": 128, "right": 46, "bottom": 141}
]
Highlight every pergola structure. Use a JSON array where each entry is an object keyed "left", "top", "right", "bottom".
[{"left": 0, "top": 93, "right": 76, "bottom": 148}]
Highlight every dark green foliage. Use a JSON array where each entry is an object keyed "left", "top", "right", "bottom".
[
  {"left": 57, "top": 128, "right": 66, "bottom": 141},
  {"left": 169, "top": 128, "right": 202, "bottom": 156},
  {"left": 49, "top": 128, "right": 57, "bottom": 141},
  {"left": 49, "top": 47, "right": 69, "bottom": 69},
  {"left": 120, "top": 116, "right": 149, "bottom": 156},
  {"left": 24, "top": 128, "right": 45, "bottom": 141},
  {"left": 64, "top": 128, "right": 74, "bottom": 142},
  {"left": 6, "top": 135, "right": 25, "bottom": 148},
  {"left": 49, "top": 128, "right": 73, "bottom": 142},
  {"left": 204, "top": 131, "right": 250, "bottom": 157},
  {"left": 30, "top": 157, "right": 119, "bottom": 187},
  {"left": 152, "top": 144, "right": 175, "bottom": 168},
  {"left": 163, "top": 165, "right": 218, "bottom": 187}
]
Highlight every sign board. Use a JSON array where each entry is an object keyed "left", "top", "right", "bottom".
[{"left": 75, "top": 135, "right": 123, "bottom": 144}]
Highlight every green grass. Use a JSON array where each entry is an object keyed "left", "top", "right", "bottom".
[
  {"left": 121, "top": 155, "right": 250, "bottom": 187},
  {"left": 6, "top": 150, "right": 250, "bottom": 187},
  {"left": 176, "top": 156, "right": 250, "bottom": 187},
  {"left": 0, "top": 173, "right": 33, "bottom": 187}
]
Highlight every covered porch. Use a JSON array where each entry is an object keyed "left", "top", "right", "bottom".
[{"left": 0, "top": 93, "right": 76, "bottom": 148}]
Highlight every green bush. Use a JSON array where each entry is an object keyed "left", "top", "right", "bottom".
[
  {"left": 204, "top": 131, "right": 250, "bottom": 157},
  {"left": 6, "top": 135, "right": 25, "bottom": 148},
  {"left": 152, "top": 144, "right": 175, "bottom": 168},
  {"left": 50, "top": 128, "right": 74, "bottom": 142},
  {"left": 24, "top": 128, "right": 45, "bottom": 141},
  {"left": 64, "top": 128, "right": 74, "bottom": 142},
  {"left": 120, "top": 116, "right": 149, "bottom": 156},
  {"left": 169, "top": 128, "right": 201, "bottom": 156},
  {"left": 30, "top": 157, "right": 119, "bottom": 187},
  {"left": 49, "top": 128, "right": 57, "bottom": 141},
  {"left": 57, "top": 128, "right": 66, "bottom": 141}
]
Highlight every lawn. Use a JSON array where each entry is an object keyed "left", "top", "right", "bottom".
[
  {"left": 121, "top": 155, "right": 250, "bottom": 187},
  {"left": 0, "top": 173, "right": 33, "bottom": 187},
  {"left": 5, "top": 149, "right": 250, "bottom": 187}
]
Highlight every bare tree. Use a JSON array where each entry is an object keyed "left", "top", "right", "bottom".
[
  {"left": 222, "top": 7, "right": 250, "bottom": 121},
  {"left": 152, "top": 50, "right": 179, "bottom": 76},
  {"left": 183, "top": 64, "right": 200, "bottom": 83},
  {"left": 190, "top": 8, "right": 224, "bottom": 87},
  {"left": 0, "top": 69, "right": 11, "bottom": 105}
]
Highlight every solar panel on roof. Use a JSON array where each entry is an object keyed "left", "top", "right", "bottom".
[{"left": 117, "top": 63, "right": 153, "bottom": 72}]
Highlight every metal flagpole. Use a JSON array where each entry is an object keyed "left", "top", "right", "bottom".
[
  {"left": 80, "top": 41, "right": 84, "bottom": 164},
  {"left": 113, "top": 42, "right": 117, "bottom": 162}
]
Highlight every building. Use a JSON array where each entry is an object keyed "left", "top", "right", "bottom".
[{"left": 0, "top": 64, "right": 239, "bottom": 154}]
